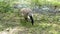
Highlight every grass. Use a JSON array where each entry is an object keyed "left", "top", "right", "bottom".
[{"left": 0, "top": 12, "right": 60, "bottom": 34}]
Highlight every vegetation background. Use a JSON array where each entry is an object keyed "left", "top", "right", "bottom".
[{"left": 0, "top": 0, "right": 60, "bottom": 34}]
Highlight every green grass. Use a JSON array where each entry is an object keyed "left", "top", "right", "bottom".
[{"left": 0, "top": 13, "right": 60, "bottom": 34}]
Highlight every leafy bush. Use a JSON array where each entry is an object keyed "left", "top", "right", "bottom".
[{"left": 0, "top": 1, "right": 13, "bottom": 13}]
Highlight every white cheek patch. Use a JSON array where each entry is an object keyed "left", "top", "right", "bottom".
[
  {"left": 28, "top": 14, "right": 33, "bottom": 20},
  {"left": 28, "top": 16, "right": 30, "bottom": 19}
]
